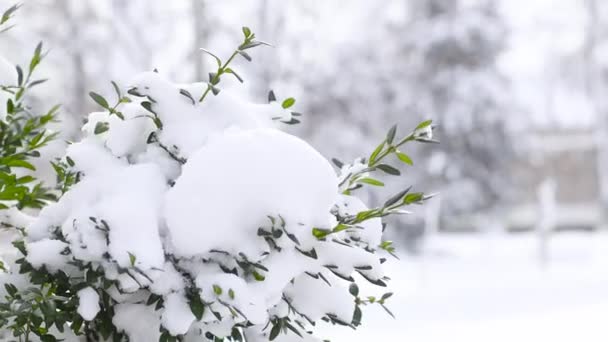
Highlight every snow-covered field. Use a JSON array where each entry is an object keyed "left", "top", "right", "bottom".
[{"left": 325, "top": 232, "right": 608, "bottom": 342}]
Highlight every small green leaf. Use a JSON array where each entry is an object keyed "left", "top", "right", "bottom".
[
  {"left": 381, "top": 292, "right": 394, "bottom": 300},
  {"left": 94, "top": 121, "right": 109, "bottom": 135},
  {"left": 228, "top": 288, "right": 235, "bottom": 300},
  {"left": 352, "top": 305, "right": 362, "bottom": 326},
  {"left": 111, "top": 80, "right": 121, "bottom": 98},
  {"left": 312, "top": 227, "right": 331, "bottom": 239},
  {"left": 189, "top": 295, "right": 205, "bottom": 320},
  {"left": 141, "top": 101, "right": 156, "bottom": 114},
  {"left": 89, "top": 91, "right": 110, "bottom": 109},
  {"left": 358, "top": 177, "right": 384, "bottom": 186},
  {"left": 213, "top": 284, "right": 222, "bottom": 295},
  {"left": 269, "top": 322, "right": 281, "bottom": 341},
  {"left": 128, "top": 252, "right": 136, "bottom": 266},
  {"left": 349, "top": 283, "right": 359, "bottom": 297},
  {"left": 281, "top": 97, "right": 295, "bottom": 109},
  {"left": 242, "top": 26, "right": 252, "bottom": 38},
  {"left": 224, "top": 68, "right": 244, "bottom": 83},
  {"left": 179, "top": 89, "right": 196, "bottom": 105},
  {"left": 384, "top": 186, "right": 412, "bottom": 207},
  {"left": 238, "top": 50, "right": 252, "bottom": 62},
  {"left": 415, "top": 119, "right": 433, "bottom": 130},
  {"left": 369, "top": 141, "right": 385, "bottom": 165},
  {"left": 404, "top": 192, "right": 424, "bottom": 204},
  {"left": 199, "top": 48, "right": 222, "bottom": 67},
  {"left": 252, "top": 270, "right": 265, "bottom": 281},
  {"left": 386, "top": 124, "right": 397, "bottom": 144},
  {"left": 396, "top": 152, "right": 413, "bottom": 165},
  {"left": 376, "top": 164, "right": 400, "bottom": 176}
]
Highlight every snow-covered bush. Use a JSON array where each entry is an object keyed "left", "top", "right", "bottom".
[{"left": 0, "top": 9, "right": 435, "bottom": 342}]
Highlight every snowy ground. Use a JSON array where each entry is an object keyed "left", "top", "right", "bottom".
[{"left": 323, "top": 231, "right": 608, "bottom": 342}]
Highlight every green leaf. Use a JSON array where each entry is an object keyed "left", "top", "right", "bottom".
[
  {"left": 28, "top": 78, "right": 48, "bottom": 88},
  {"left": 381, "top": 292, "right": 394, "bottom": 300},
  {"left": 349, "top": 283, "right": 359, "bottom": 297},
  {"left": 199, "top": 48, "right": 222, "bottom": 68},
  {"left": 404, "top": 192, "right": 424, "bottom": 204},
  {"left": 1, "top": 4, "right": 20, "bottom": 25},
  {"left": 141, "top": 101, "right": 156, "bottom": 114},
  {"left": 213, "top": 284, "right": 222, "bottom": 295},
  {"left": 242, "top": 26, "right": 252, "bottom": 38},
  {"left": 369, "top": 141, "right": 385, "bottom": 165},
  {"left": 376, "top": 164, "right": 400, "bottom": 176},
  {"left": 94, "top": 121, "right": 109, "bottom": 135},
  {"left": 189, "top": 295, "right": 205, "bottom": 320},
  {"left": 224, "top": 68, "right": 243, "bottom": 83},
  {"left": 29, "top": 41, "right": 43, "bottom": 72},
  {"left": 281, "top": 97, "right": 295, "bottom": 109},
  {"left": 352, "top": 305, "right": 362, "bottom": 326},
  {"left": 111, "top": 80, "right": 121, "bottom": 98},
  {"left": 358, "top": 177, "right": 384, "bottom": 186},
  {"left": 179, "top": 89, "right": 196, "bottom": 105},
  {"left": 415, "top": 119, "right": 433, "bottom": 130},
  {"left": 16, "top": 65, "right": 23, "bottom": 86},
  {"left": 381, "top": 304, "right": 395, "bottom": 318},
  {"left": 238, "top": 50, "right": 252, "bottom": 62},
  {"left": 384, "top": 186, "right": 412, "bottom": 207},
  {"left": 312, "top": 227, "right": 331, "bottom": 239},
  {"left": 269, "top": 322, "right": 281, "bottom": 341},
  {"left": 4, "top": 159, "right": 36, "bottom": 171},
  {"left": 396, "top": 152, "right": 413, "bottom": 165},
  {"left": 252, "top": 270, "right": 265, "bottom": 281},
  {"left": 228, "top": 288, "right": 235, "bottom": 300},
  {"left": 128, "top": 252, "right": 136, "bottom": 266},
  {"left": 89, "top": 91, "right": 110, "bottom": 109},
  {"left": 386, "top": 124, "right": 397, "bottom": 144}
]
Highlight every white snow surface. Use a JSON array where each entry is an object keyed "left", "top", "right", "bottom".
[
  {"left": 164, "top": 127, "right": 338, "bottom": 257},
  {"left": 323, "top": 232, "right": 608, "bottom": 342},
  {"left": 77, "top": 287, "right": 100, "bottom": 321}
]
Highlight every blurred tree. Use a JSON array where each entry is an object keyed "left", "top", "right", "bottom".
[{"left": 401, "top": 0, "right": 516, "bottom": 220}]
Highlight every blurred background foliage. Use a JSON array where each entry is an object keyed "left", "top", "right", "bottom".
[{"left": 2, "top": 0, "right": 608, "bottom": 249}]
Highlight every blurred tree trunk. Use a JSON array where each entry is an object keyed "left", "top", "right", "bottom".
[
  {"left": 57, "top": 0, "right": 87, "bottom": 119},
  {"left": 584, "top": 0, "right": 608, "bottom": 212},
  {"left": 192, "top": 0, "right": 207, "bottom": 81}
]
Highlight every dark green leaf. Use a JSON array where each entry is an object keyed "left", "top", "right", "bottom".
[
  {"left": 376, "top": 164, "right": 400, "bottom": 176},
  {"left": 89, "top": 92, "right": 110, "bottom": 109},
  {"left": 94, "top": 121, "right": 109, "bottom": 135},
  {"left": 386, "top": 124, "right": 397, "bottom": 144}
]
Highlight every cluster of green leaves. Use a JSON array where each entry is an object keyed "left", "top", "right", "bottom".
[
  {"left": 303, "top": 121, "right": 437, "bottom": 335},
  {"left": 348, "top": 283, "right": 394, "bottom": 328},
  {"left": 198, "top": 26, "right": 270, "bottom": 102},
  {"left": 335, "top": 120, "right": 436, "bottom": 194},
  {"left": 0, "top": 34, "right": 59, "bottom": 209},
  {"left": 2, "top": 239, "right": 129, "bottom": 342}
]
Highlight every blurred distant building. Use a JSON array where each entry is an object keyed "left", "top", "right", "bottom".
[{"left": 506, "top": 129, "right": 604, "bottom": 232}]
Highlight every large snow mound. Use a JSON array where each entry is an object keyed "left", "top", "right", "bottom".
[{"left": 164, "top": 128, "right": 338, "bottom": 257}]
